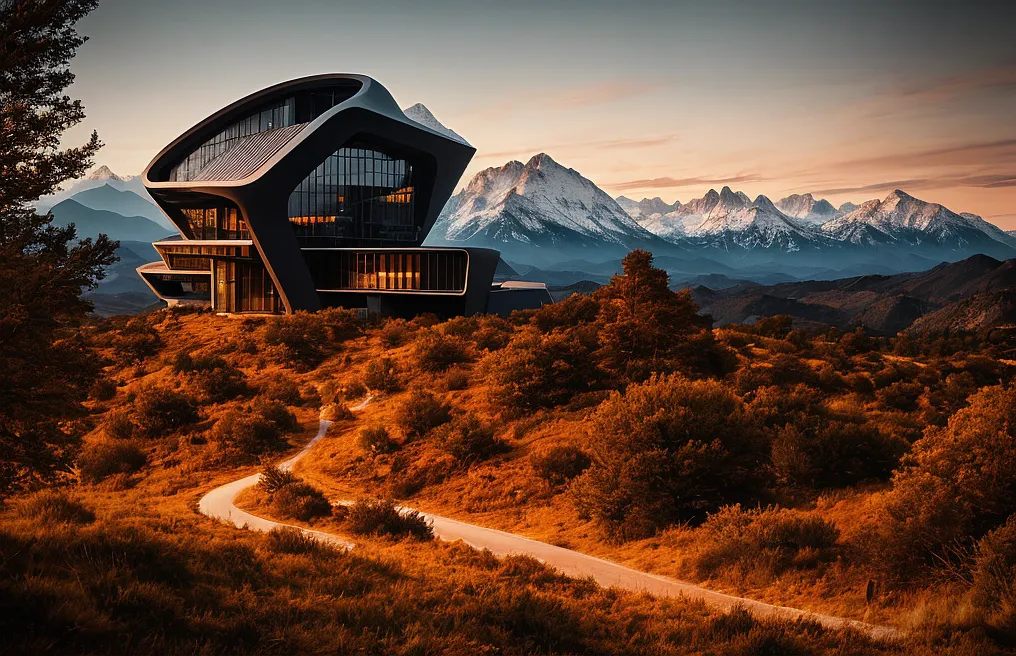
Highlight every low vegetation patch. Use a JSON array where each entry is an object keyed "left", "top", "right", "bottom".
[
  {"left": 395, "top": 388, "right": 451, "bottom": 440},
  {"left": 690, "top": 505, "right": 840, "bottom": 582},
  {"left": 258, "top": 466, "right": 331, "bottom": 521},
  {"left": 358, "top": 425, "right": 399, "bottom": 455},
  {"left": 15, "top": 489, "right": 95, "bottom": 524},
  {"left": 345, "top": 497, "right": 433, "bottom": 540},
  {"left": 77, "top": 440, "right": 147, "bottom": 483}
]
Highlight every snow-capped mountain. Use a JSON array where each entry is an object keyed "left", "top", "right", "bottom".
[
  {"left": 775, "top": 193, "right": 839, "bottom": 225},
  {"left": 428, "top": 153, "right": 674, "bottom": 264},
  {"left": 37, "top": 165, "right": 152, "bottom": 213},
  {"left": 822, "top": 190, "right": 1016, "bottom": 253},
  {"left": 615, "top": 196, "right": 680, "bottom": 219},
  {"left": 402, "top": 103, "right": 470, "bottom": 146},
  {"left": 672, "top": 190, "right": 834, "bottom": 253},
  {"left": 86, "top": 165, "right": 126, "bottom": 182},
  {"left": 612, "top": 185, "right": 839, "bottom": 254}
]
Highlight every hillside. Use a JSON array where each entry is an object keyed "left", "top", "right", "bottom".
[
  {"left": 8, "top": 250, "right": 1016, "bottom": 653},
  {"left": 695, "top": 254, "right": 1016, "bottom": 334},
  {"left": 49, "top": 198, "right": 173, "bottom": 243}
]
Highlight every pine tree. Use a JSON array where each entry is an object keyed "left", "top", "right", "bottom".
[
  {"left": 594, "top": 249, "right": 709, "bottom": 382},
  {"left": 1, "top": 0, "right": 116, "bottom": 496}
]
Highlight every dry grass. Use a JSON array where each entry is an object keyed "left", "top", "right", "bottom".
[{"left": 5, "top": 309, "right": 1008, "bottom": 653}]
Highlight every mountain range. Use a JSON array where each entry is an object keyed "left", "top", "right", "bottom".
[
  {"left": 691, "top": 254, "right": 1016, "bottom": 335},
  {"left": 427, "top": 152, "right": 1016, "bottom": 271}
]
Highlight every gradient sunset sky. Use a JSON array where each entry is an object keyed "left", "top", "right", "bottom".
[{"left": 65, "top": 0, "right": 1016, "bottom": 227}]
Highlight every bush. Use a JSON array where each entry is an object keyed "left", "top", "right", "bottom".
[
  {"left": 101, "top": 407, "right": 135, "bottom": 440},
  {"left": 213, "top": 400, "right": 298, "bottom": 463},
  {"left": 532, "top": 445, "right": 591, "bottom": 488},
  {"left": 472, "top": 315, "right": 513, "bottom": 351},
  {"left": 133, "top": 385, "right": 199, "bottom": 437},
  {"left": 859, "top": 385, "right": 1016, "bottom": 581},
  {"left": 443, "top": 369, "right": 469, "bottom": 391},
  {"left": 88, "top": 378, "right": 116, "bottom": 401},
  {"left": 394, "top": 389, "right": 451, "bottom": 440},
  {"left": 267, "top": 527, "right": 336, "bottom": 555},
  {"left": 258, "top": 465, "right": 298, "bottom": 494},
  {"left": 346, "top": 497, "right": 433, "bottom": 540},
  {"left": 436, "top": 413, "right": 506, "bottom": 464},
  {"left": 321, "top": 403, "right": 354, "bottom": 421},
  {"left": 484, "top": 327, "right": 602, "bottom": 412},
  {"left": 972, "top": 515, "right": 1016, "bottom": 630},
  {"left": 260, "top": 376, "right": 303, "bottom": 406},
  {"left": 342, "top": 380, "right": 368, "bottom": 400},
  {"left": 270, "top": 482, "right": 332, "bottom": 521},
  {"left": 530, "top": 293, "right": 600, "bottom": 333},
  {"left": 413, "top": 331, "right": 470, "bottom": 372},
  {"left": 358, "top": 425, "right": 398, "bottom": 455},
  {"left": 691, "top": 505, "right": 840, "bottom": 581},
  {"left": 876, "top": 380, "right": 924, "bottom": 411},
  {"left": 16, "top": 489, "right": 95, "bottom": 524},
  {"left": 111, "top": 319, "right": 162, "bottom": 365},
  {"left": 364, "top": 357, "right": 399, "bottom": 393},
  {"left": 78, "top": 440, "right": 147, "bottom": 483},
  {"left": 258, "top": 312, "right": 329, "bottom": 370},
  {"left": 190, "top": 362, "right": 249, "bottom": 403},
  {"left": 379, "top": 318, "right": 413, "bottom": 348},
  {"left": 572, "top": 374, "right": 768, "bottom": 542}
]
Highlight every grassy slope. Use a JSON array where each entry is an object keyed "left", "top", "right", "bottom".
[{"left": 0, "top": 310, "right": 1001, "bottom": 654}]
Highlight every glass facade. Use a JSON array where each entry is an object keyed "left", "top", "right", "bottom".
[
  {"left": 170, "top": 97, "right": 296, "bottom": 182},
  {"left": 156, "top": 243, "right": 252, "bottom": 271},
  {"left": 303, "top": 250, "right": 467, "bottom": 293},
  {"left": 288, "top": 147, "right": 417, "bottom": 247},
  {"left": 179, "top": 206, "right": 250, "bottom": 240},
  {"left": 215, "top": 260, "right": 281, "bottom": 313}
]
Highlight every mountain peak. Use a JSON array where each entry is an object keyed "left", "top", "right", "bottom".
[
  {"left": 86, "top": 165, "right": 122, "bottom": 181},
  {"left": 402, "top": 103, "right": 470, "bottom": 146},
  {"left": 753, "top": 194, "right": 779, "bottom": 212}
]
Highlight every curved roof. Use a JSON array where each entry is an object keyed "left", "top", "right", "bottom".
[{"left": 143, "top": 73, "right": 466, "bottom": 189}]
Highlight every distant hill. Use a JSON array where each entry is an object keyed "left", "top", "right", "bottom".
[
  {"left": 694, "top": 254, "right": 1016, "bottom": 335},
  {"left": 49, "top": 199, "right": 173, "bottom": 243},
  {"left": 68, "top": 184, "right": 175, "bottom": 231},
  {"left": 906, "top": 289, "right": 1016, "bottom": 336}
]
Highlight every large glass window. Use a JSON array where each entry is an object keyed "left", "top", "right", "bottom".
[
  {"left": 156, "top": 243, "right": 252, "bottom": 271},
  {"left": 214, "top": 260, "right": 281, "bottom": 313},
  {"left": 303, "top": 250, "right": 466, "bottom": 293},
  {"left": 170, "top": 97, "right": 296, "bottom": 182},
  {"left": 288, "top": 147, "right": 417, "bottom": 247},
  {"left": 179, "top": 206, "right": 250, "bottom": 240}
]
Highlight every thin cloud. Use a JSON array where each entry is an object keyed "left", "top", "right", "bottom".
[
  {"left": 609, "top": 173, "right": 767, "bottom": 192},
  {"left": 475, "top": 133, "right": 679, "bottom": 161},
  {"left": 899, "top": 62, "right": 1016, "bottom": 103},
  {"left": 544, "top": 79, "right": 662, "bottom": 109},
  {"left": 828, "top": 138, "right": 1016, "bottom": 171},
  {"left": 812, "top": 173, "right": 1016, "bottom": 196}
]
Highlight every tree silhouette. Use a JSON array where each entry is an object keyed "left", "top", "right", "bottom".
[{"left": 1, "top": 0, "right": 115, "bottom": 496}]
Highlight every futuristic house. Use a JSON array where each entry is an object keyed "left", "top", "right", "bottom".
[{"left": 138, "top": 73, "right": 551, "bottom": 317}]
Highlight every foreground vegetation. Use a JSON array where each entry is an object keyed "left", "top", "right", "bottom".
[{"left": 2, "top": 252, "right": 1015, "bottom": 653}]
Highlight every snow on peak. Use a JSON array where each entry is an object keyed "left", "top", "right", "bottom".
[
  {"left": 776, "top": 193, "right": 839, "bottom": 224},
  {"left": 86, "top": 165, "right": 123, "bottom": 181},
  {"left": 435, "top": 152, "right": 654, "bottom": 245},
  {"left": 402, "top": 103, "right": 470, "bottom": 146},
  {"left": 822, "top": 189, "right": 1016, "bottom": 249}
]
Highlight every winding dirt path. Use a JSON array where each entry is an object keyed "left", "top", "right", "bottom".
[{"left": 197, "top": 397, "right": 899, "bottom": 641}]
